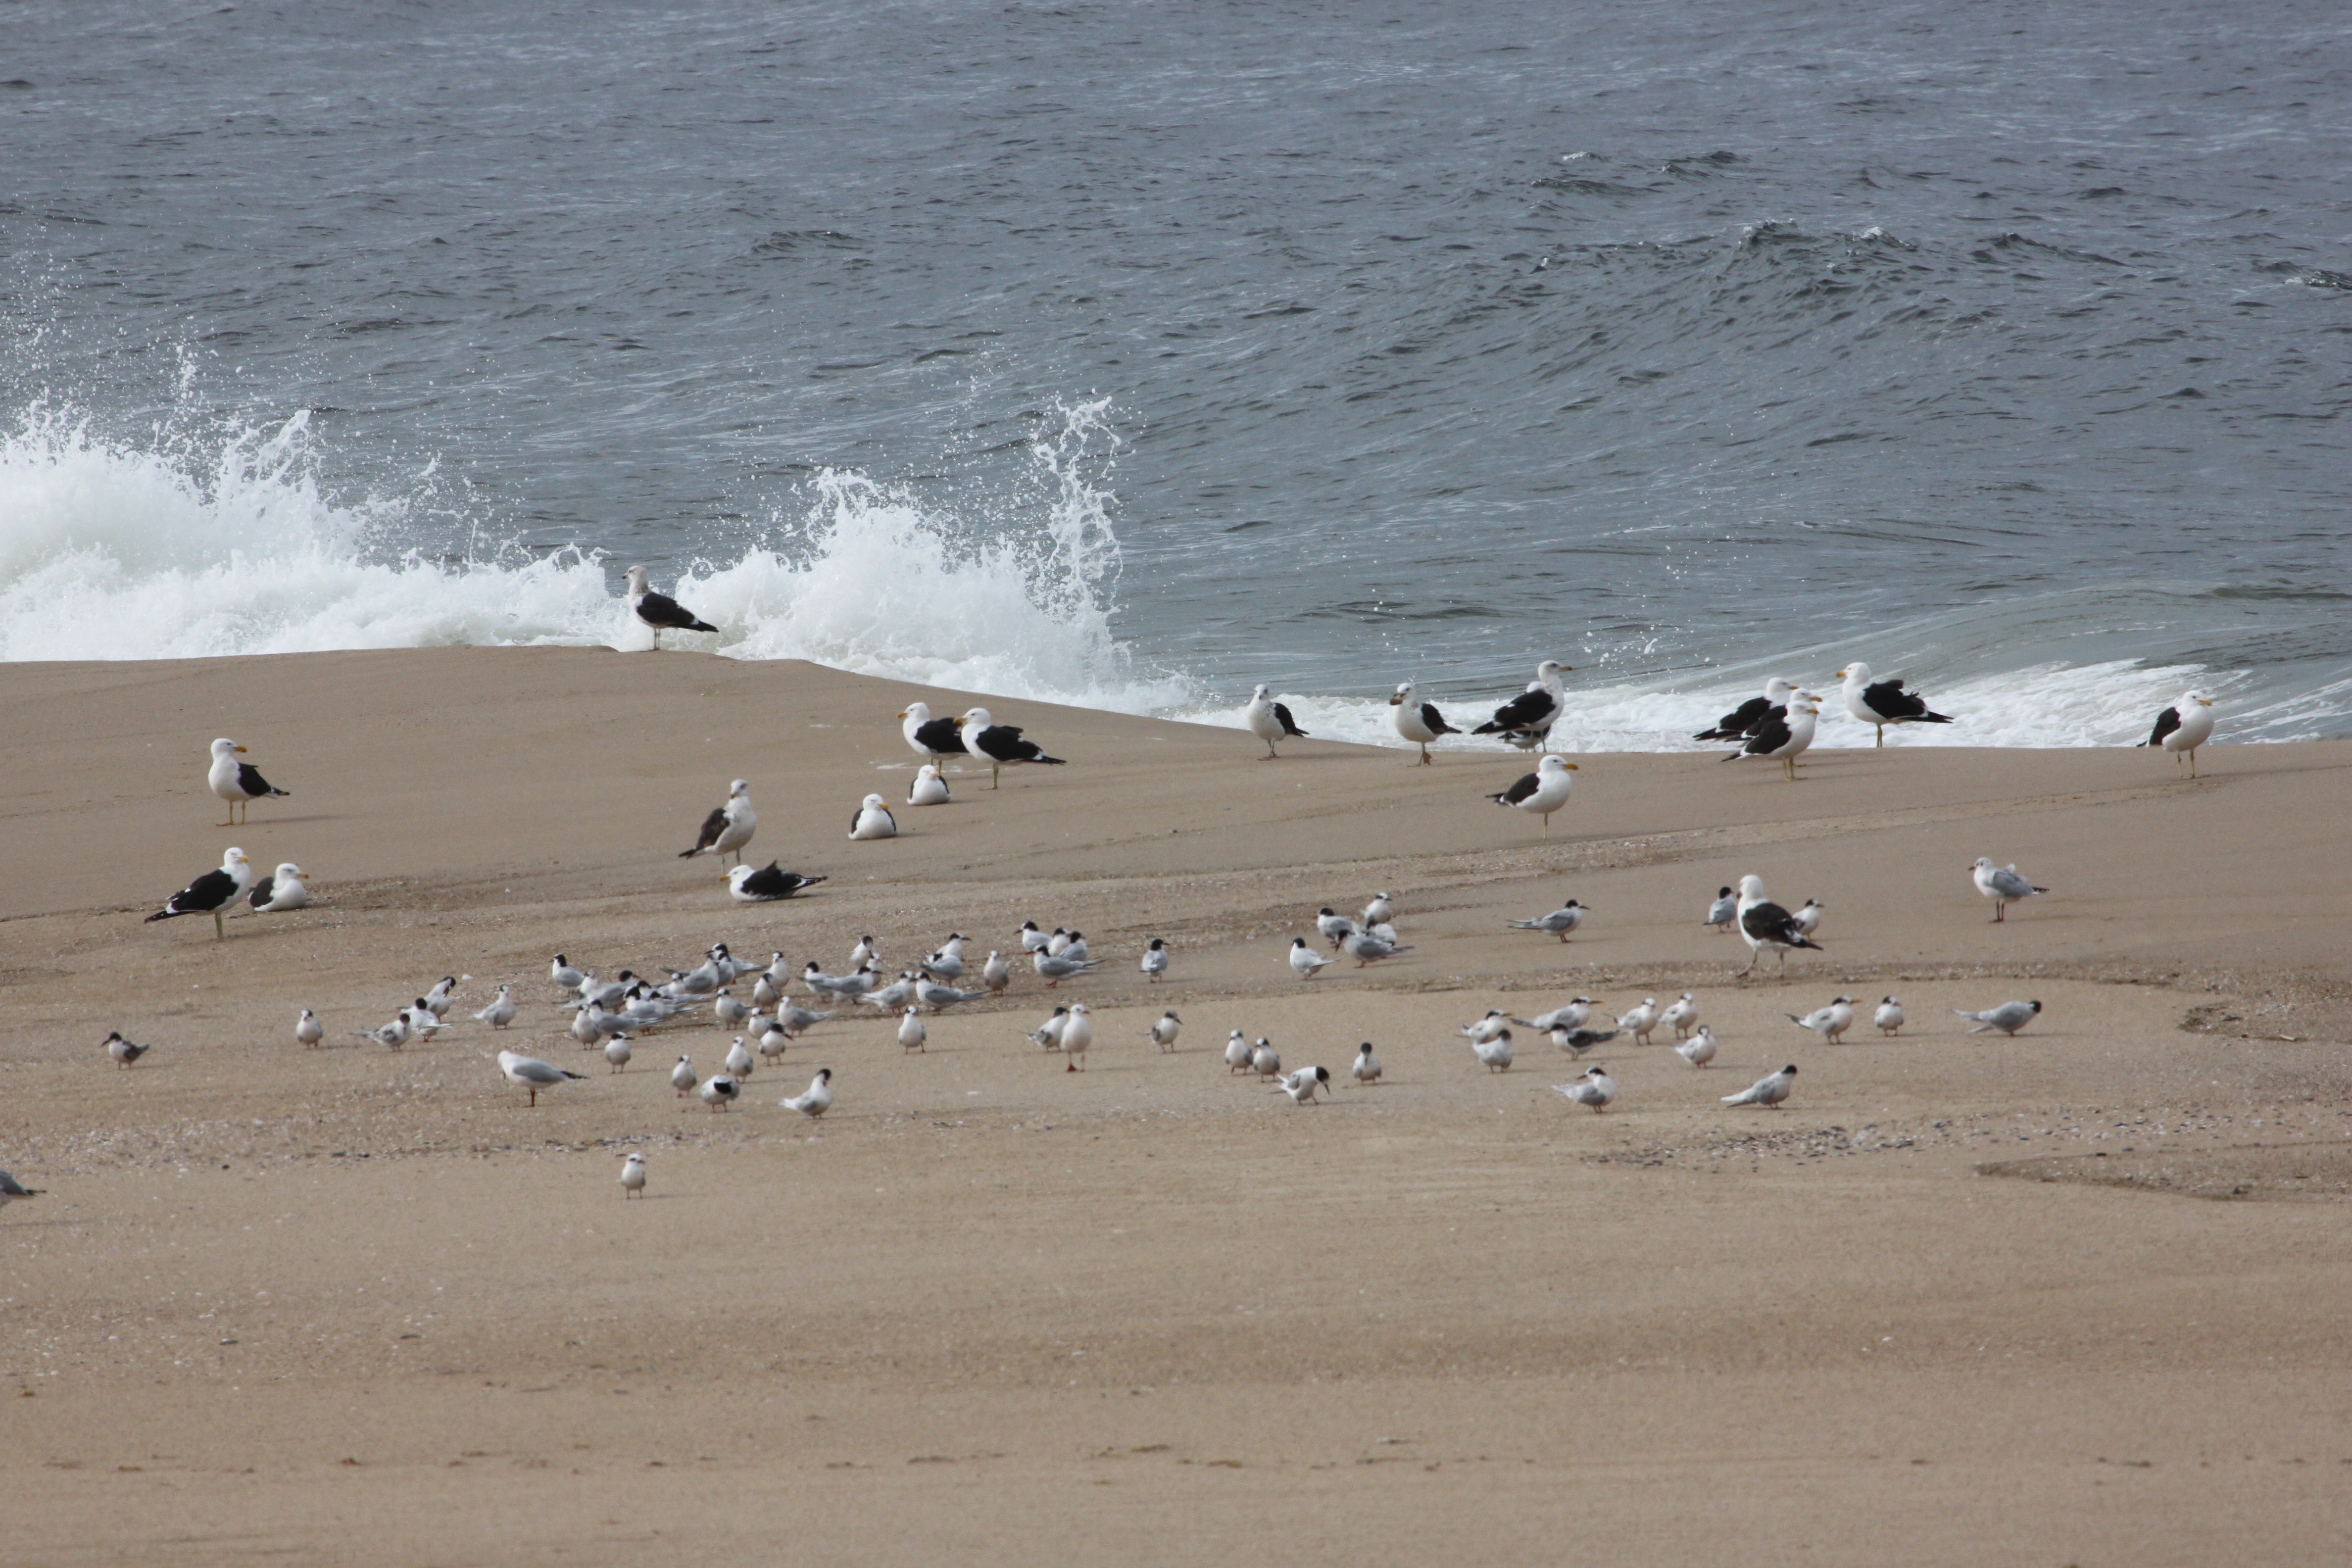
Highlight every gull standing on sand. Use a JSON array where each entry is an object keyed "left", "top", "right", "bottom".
[
  {"left": 1244, "top": 684, "right": 1311, "bottom": 759},
  {"left": 1734, "top": 875, "right": 1823, "bottom": 977},
  {"left": 1693, "top": 679, "right": 1795, "bottom": 742},
  {"left": 1225, "top": 1030, "right": 1254, "bottom": 1074},
  {"left": 1486, "top": 755, "right": 1578, "bottom": 835},
  {"left": 899, "top": 701, "right": 970, "bottom": 766},
  {"left": 1723, "top": 1064, "right": 1798, "bottom": 1109},
  {"left": 206, "top": 738, "right": 290, "bottom": 827},
  {"left": 1676, "top": 1025, "right": 1719, "bottom": 1068},
  {"left": 295, "top": 1008, "right": 324, "bottom": 1048},
  {"left": 623, "top": 564, "right": 716, "bottom": 650},
  {"left": 620, "top": 1152, "right": 647, "bottom": 1198},
  {"left": 783, "top": 1068, "right": 834, "bottom": 1118},
  {"left": 1955, "top": 999, "right": 2043, "bottom": 1036},
  {"left": 1835, "top": 663, "right": 1954, "bottom": 747},
  {"left": 474, "top": 985, "right": 516, "bottom": 1029},
  {"left": 1971, "top": 858, "right": 2048, "bottom": 922},
  {"left": 958, "top": 708, "right": 1064, "bottom": 788},
  {"left": 1473, "top": 660, "right": 1573, "bottom": 748},
  {"left": 1274, "top": 1065, "right": 1330, "bottom": 1105},
  {"left": 1508, "top": 898, "right": 1589, "bottom": 941},
  {"left": 679, "top": 779, "right": 757, "bottom": 865},
  {"left": 245, "top": 862, "right": 309, "bottom": 915},
  {"left": 1663, "top": 993, "right": 1700, "bottom": 1040},
  {"left": 1474, "top": 1029, "right": 1515, "bottom": 1073},
  {"left": 1726, "top": 692, "right": 1821, "bottom": 779},
  {"left": 1875, "top": 997, "right": 1906, "bottom": 1036},
  {"left": 499, "top": 1049, "right": 585, "bottom": 1107},
  {"left": 0, "top": 1170, "right": 43, "bottom": 1208},
  {"left": 1618, "top": 997, "right": 1661, "bottom": 1045},
  {"left": 145, "top": 847, "right": 254, "bottom": 940},
  {"left": 1788, "top": 997, "right": 1856, "bottom": 1044},
  {"left": 909, "top": 765, "right": 951, "bottom": 807},
  {"left": 1289, "top": 938, "right": 1332, "bottom": 980},
  {"left": 1140, "top": 938, "right": 1170, "bottom": 982},
  {"left": 2142, "top": 691, "right": 2216, "bottom": 777},
  {"left": 1705, "top": 885, "right": 1738, "bottom": 933},
  {"left": 1147, "top": 1011, "right": 1181, "bottom": 1051},
  {"left": 849, "top": 794, "right": 898, "bottom": 840},
  {"left": 1388, "top": 682, "right": 1460, "bottom": 764},
  {"left": 104, "top": 1031, "right": 151, "bottom": 1068},
  {"left": 1553, "top": 1067, "right": 1617, "bottom": 1113},
  {"left": 1060, "top": 1003, "right": 1093, "bottom": 1072},
  {"left": 1352, "top": 1042, "right": 1382, "bottom": 1085}
]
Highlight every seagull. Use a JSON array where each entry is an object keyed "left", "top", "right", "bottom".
[
  {"left": 104, "top": 1030, "right": 151, "bottom": 1068},
  {"left": 1662, "top": 993, "right": 1700, "bottom": 1040},
  {"left": 1834, "top": 663, "right": 1954, "bottom": 746},
  {"left": 1474, "top": 1030, "right": 1515, "bottom": 1073},
  {"left": 909, "top": 765, "right": 951, "bottom": 807},
  {"left": 1341, "top": 930, "right": 1411, "bottom": 967},
  {"left": 1675, "top": 1025, "right": 1719, "bottom": 1068},
  {"left": 499, "top": 1049, "right": 585, "bottom": 1107},
  {"left": 1147, "top": 1011, "right": 1181, "bottom": 1051},
  {"left": 958, "top": 707, "right": 1064, "bottom": 788},
  {"left": 473, "top": 985, "right": 516, "bottom": 1029},
  {"left": 1486, "top": 755, "right": 1579, "bottom": 835},
  {"left": 1508, "top": 898, "right": 1589, "bottom": 941},
  {"left": 1289, "top": 937, "right": 1332, "bottom": 980},
  {"left": 1274, "top": 1065, "right": 1330, "bottom": 1105},
  {"left": 699, "top": 1075, "right": 740, "bottom": 1112},
  {"left": 849, "top": 793, "right": 898, "bottom": 840},
  {"left": 206, "top": 738, "right": 289, "bottom": 827},
  {"left": 1704, "top": 885, "right": 1737, "bottom": 933},
  {"left": 1722, "top": 1064, "right": 1797, "bottom": 1109},
  {"left": 782, "top": 1068, "right": 834, "bottom": 1118},
  {"left": 899, "top": 701, "right": 970, "bottom": 765},
  {"left": 1388, "top": 682, "right": 1460, "bottom": 764},
  {"left": 1726, "top": 693, "right": 1821, "bottom": 779},
  {"left": 1788, "top": 997, "right": 1856, "bottom": 1044},
  {"left": 1513, "top": 999, "right": 1596, "bottom": 1033},
  {"left": 1955, "top": 999, "right": 2043, "bottom": 1036},
  {"left": 1060, "top": 1003, "right": 1093, "bottom": 1072},
  {"left": 1971, "top": 858, "right": 2048, "bottom": 922},
  {"left": 246, "top": 862, "right": 309, "bottom": 915},
  {"left": 145, "top": 847, "right": 255, "bottom": 939},
  {"left": 295, "top": 1008, "right": 324, "bottom": 1048},
  {"left": 1316, "top": 908, "right": 1357, "bottom": 950},
  {"left": 1251, "top": 1038, "right": 1282, "bottom": 1078},
  {"left": 1550, "top": 1026, "right": 1617, "bottom": 1057},
  {"left": 724, "top": 1036, "right": 756, "bottom": 1078},
  {"left": 980, "top": 951, "right": 1012, "bottom": 995},
  {"left": 1791, "top": 899, "right": 1824, "bottom": 937},
  {"left": 623, "top": 564, "right": 716, "bottom": 650},
  {"left": 1140, "top": 938, "right": 1169, "bottom": 982},
  {"left": 1351, "top": 1042, "right": 1382, "bottom": 1085},
  {"left": 1362, "top": 892, "right": 1394, "bottom": 927},
  {"left": 1692, "top": 680, "right": 1795, "bottom": 742},
  {"left": 678, "top": 779, "right": 757, "bottom": 865},
  {"left": 620, "top": 1152, "right": 647, "bottom": 1198},
  {"left": 1617, "top": 997, "right": 1661, "bottom": 1045},
  {"left": 1225, "top": 1030, "right": 1254, "bottom": 1074},
  {"left": 2142, "top": 691, "right": 2216, "bottom": 777},
  {"left": 1460, "top": 1010, "right": 1512, "bottom": 1045},
  {"left": 0, "top": 1170, "right": 43, "bottom": 1208},
  {"left": 604, "top": 1034, "right": 633, "bottom": 1073},
  {"left": 670, "top": 1055, "right": 696, "bottom": 1096},
  {"left": 1027, "top": 1006, "right": 1071, "bottom": 1050},
  {"left": 1033, "top": 951, "right": 1100, "bottom": 988},
  {"left": 1243, "top": 685, "right": 1310, "bottom": 759},
  {"left": 1553, "top": 1067, "right": 1617, "bottom": 1113},
  {"left": 1472, "top": 660, "right": 1573, "bottom": 747},
  {"left": 1874, "top": 997, "right": 1906, "bottom": 1036},
  {"left": 550, "top": 955, "right": 588, "bottom": 995},
  {"left": 355, "top": 1014, "right": 412, "bottom": 1050},
  {"left": 1735, "top": 875, "right": 1823, "bottom": 977}
]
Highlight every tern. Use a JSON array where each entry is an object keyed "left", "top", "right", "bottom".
[
  {"left": 473, "top": 985, "right": 516, "bottom": 1029},
  {"left": 1955, "top": 999, "right": 2043, "bottom": 1036},
  {"left": 1788, "top": 997, "right": 1856, "bottom": 1044},
  {"left": 1874, "top": 997, "right": 1906, "bottom": 1036},
  {"left": 1351, "top": 1042, "right": 1382, "bottom": 1085},
  {"left": 1675, "top": 1026, "right": 1719, "bottom": 1068},
  {"left": 1722, "top": 1064, "right": 1797, "bottom": 1109},
  {"left": 499, "top": 1050, "right": 585, "bottom": 1107},
  {"left": 1508, "top": 899, "right": 1589, "bottom": 941},
  {"left": 295, "top": 1008, "right": 324, "bottom": 1048},
  {"left": 1553, "top": 1068, "right": 1617, "bottom": 1113},
  {"left": 783, "top": 1068, "right": 834, "bottom": 1118},
  {"left": 1971, "top": 858, "right": 2048, "bottom": 922},
  {"left": 1147, "top": 1011, "right": 1182, "bottom": 1052},
  {"left": 1289, "top": 938, "right": 1333, "bottom": 980},
  {"left": 620, "top": 1152, "right": 647, "bottom": 1198},
  {"left": 1274, "top": 1066, "right": 1330, "bottom": 1105}
]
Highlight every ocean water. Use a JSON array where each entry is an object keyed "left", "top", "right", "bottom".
[{"left": 4, "top": 0, "right": 2348, "bottom": 749}]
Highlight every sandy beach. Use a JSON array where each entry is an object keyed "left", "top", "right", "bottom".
[{"left": 1, "top": 646, "right": 2348, "bottom": 1567}]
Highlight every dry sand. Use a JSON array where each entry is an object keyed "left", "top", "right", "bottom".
[{"left": 1, "top": 647, "right": 2348, "bottom": 1566}]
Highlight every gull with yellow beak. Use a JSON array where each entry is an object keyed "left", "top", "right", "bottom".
[
  {"left": 1485, "top": 754, "right": 1578, "bottom": 834},
  {"left": 206, "top": 737, "right": 289, "bottom": 826},
  {"left": 2142, "top": 691, "right": 2215, "bottom": 777}
]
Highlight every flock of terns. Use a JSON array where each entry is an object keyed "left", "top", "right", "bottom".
[{"left": 27, "top": 578, "right": 2219, "bottom": 1215}]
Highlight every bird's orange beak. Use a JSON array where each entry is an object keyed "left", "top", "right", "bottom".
[{"left": 235, "top": 745, "right": 247, "bottom": 753}]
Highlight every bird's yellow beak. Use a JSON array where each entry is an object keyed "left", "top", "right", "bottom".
[
  {"left": 1834, "top": 668, "right": 1848, "bottom": 679},
  {"left": 2198, "top": 697, "right": 2213, "bottom": 706},
  {"left": 1387, "top": 692, "right": 1404, "bottom": 706},
  {"left": 1564, "top": 762, "right": 1580, "bottom": 771},
  {"left": 235, "top": 745, "right": 248, "bottom": 753},
  {"left": 896, "top": 709, "right": 907, "bottom": 719}
]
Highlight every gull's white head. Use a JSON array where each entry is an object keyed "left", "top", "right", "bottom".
[
  {"left": 209, "top": 737, "right": 245, "bottom": 757},
  {"left": 624, "top": 1151, "right": 644, "bottom": 1166},
  {"left": 1537, "top": 754, "right": 1580, "bottom": 773},
  {"left": 862, "top": 793, "right": 887, "bottom": 809},
  {"left": 1251, "top": 684, "right": 1271, "bottom": 700},
  {"left": 1837, "top": 662, "right": 1870, "bottom": 685},
  {"left": 1536, "top": 660, "right": 1572, "bottom": 686},
  {"left": 1765, "top": 678, "right": 1794, "bottom": 702},
  {"left": 2185, "top": 691, "right": 2213, "bottom": 708},
  {"left": 729, "top": 779, "right": 750, "bottom": 797},
  {"left": 1390, "top": 682, "right": 1413, "bottom": 706},
  {"left": 624, "top": 565, "right": 650, "bottom": 594},
  {"left": 275, "top": 862, "right": 303, "bottom": 879},
  {"left": 224, "top": 847, "right": 250, "bottom": 869},
  {"left": 1738, "top": 873, "right": 1767, "bottom": 900},
  {"left": 900, "top": 701, "right": 931, "bottom": 722},
  {"left": 959, "top": 707, "right": 994, "bottom": 730},
  {"left": 917, "top": 763, "right": 939, "bottom": 779}
]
